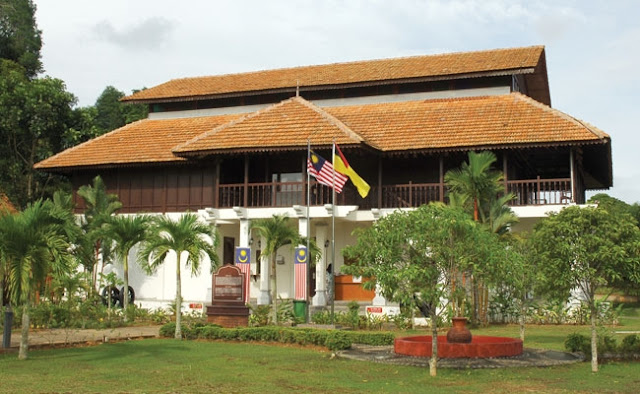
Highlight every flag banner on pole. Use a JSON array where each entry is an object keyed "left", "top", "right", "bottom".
[
  {"left": 307, "top": 150, "right": 348, "bottom": 193},
  {"left": 294, "top": 246, "right": 308, "bottom": 300},
  {"left": 334, "top": 144, "right": 371, "bottom": 198},
  {"left": 235, "top": 247, "right": 251, "bottom": 303}
]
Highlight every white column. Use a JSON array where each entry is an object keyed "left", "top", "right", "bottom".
[
  {"left": 312, "top": 223, "right": 328, "bottom": 306},
  {"left": 239, "top": 219, "right": 250, "bottom": 247},
  {"left": 257, "top": 236, "right": 271, "bottom": 305}
]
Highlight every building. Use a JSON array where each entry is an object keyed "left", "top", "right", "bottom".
[{"left": 35, "top": 46, "right": 612, "bottom": 310}]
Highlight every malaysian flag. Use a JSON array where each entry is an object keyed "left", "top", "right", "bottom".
[
  {"left": 294, "top": 247, "right": 308, "bottom": 300},
  {"left": 307, "top": 150, "right": 348, "bottom": 193},
  {"left": 235, "top": 247, "right": 251, "bottom": 303}
]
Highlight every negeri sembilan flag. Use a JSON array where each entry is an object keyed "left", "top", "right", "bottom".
[
  {"left": 307, "top": 150, "right": 348, "bottom": 193},
  {"left": 334, "top": 144, "right": 370, "bottom": 198}
]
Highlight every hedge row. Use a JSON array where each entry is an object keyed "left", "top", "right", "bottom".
[
  {"left": 159, "top": 323, "right": 395, "bottom": 351},
  {"left": 565, "top": 333, "right": 640, "bottom": 358}
]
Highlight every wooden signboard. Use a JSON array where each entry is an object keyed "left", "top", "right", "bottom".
[{"left": 212, "top": 264, "right": 245, "bottom": 304}]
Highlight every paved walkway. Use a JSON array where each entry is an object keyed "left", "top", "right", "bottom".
[
  {"left": 338, "top": 344, "right": 584, "bottom": 369},
  {"left": 1, "top": 326, "right": 160, "bottom": 353}
]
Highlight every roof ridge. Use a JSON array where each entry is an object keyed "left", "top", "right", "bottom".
[
  {"left": 34, "top": 119, "right": 149, "bottom": 169},
  {"left": 147, "top": 45, "right": 545, "bottom": 84},
  {"left": 292, "top": 96, "right": 364, "bottom": 143},
  {"left": 123, "top": 45, "right": 545, "bottom": 101},
  {"left": 510, "top": 92, "right": 610, "bottom": 140},
  {"left": 172, "top": 97, "right": 300, "bottom": 153}
]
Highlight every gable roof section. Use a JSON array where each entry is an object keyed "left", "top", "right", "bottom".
[
  {"left": 123, "top": 46, "right": 547, "bottom": 104},
  {"left": 173, "top": 96, "right": 363, "bottom": 156},
  {"left": 0, "top": 192, "right": 17, "bottom": 214},
  {"left": 34, "top": 114, "right": 243, "bottom": 171},
  {"left": 325, "top": 93, "right": 608, "bottom": 152},
  {"left": 35, "top": 93, "right": 609, "bottom": 171}
]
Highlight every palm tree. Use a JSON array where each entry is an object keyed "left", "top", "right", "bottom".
[
  {"left": 0, "top": 200, "right": 74, "bottom": 359},
  {"left": 102, "top": 215, "right": 151, "bottom": 318},
  {"left": 77, "top": 176, "right": 122, "bottom": 289},
  {"left": 445, "top": 151, "right": 516, "bottom": 325},
  {"left": 140, "top": 213, "right": 219, "bottom": 339},
  {"left": 251, "top": 214, "right": 300, "bottom": 324},
  {"left": 445, "top": 151, "right": 504, "bottom": 222}
]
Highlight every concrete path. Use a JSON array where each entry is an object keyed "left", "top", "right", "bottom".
[{"left": 1, "top": 326, "right": 160, "bottom": 353}]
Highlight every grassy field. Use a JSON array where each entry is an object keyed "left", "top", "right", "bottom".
[
  {"left": 1, "top": 326, "right": 640, "bottom": 393},
  {"left": 1, "top": 306, "right": 639, "bottom": 392}
]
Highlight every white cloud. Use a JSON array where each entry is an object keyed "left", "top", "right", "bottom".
[{"left": 92, "top": 17, "right": 175, "bottom": 51}]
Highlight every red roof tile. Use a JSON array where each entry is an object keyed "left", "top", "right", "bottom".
[
  {"left": 34, "top": 114, "right": 242, "bottom": 171},
  {"left": 123, "top": 46, "right": 545, "bottom": 103},
  {"left": 35, "top": 93, "right": 608, "bottom": 171}
]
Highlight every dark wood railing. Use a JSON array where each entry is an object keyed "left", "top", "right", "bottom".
[
  {"left": 506, "top": 177, "right": 572, "bottom": 206},
  {"left": 217, "top": 177, "right": 572, "bottom": 209}
]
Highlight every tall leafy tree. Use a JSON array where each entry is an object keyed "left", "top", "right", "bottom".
[
  {"left": 0, "top": 0, "right": 42, "bottom": 78},
  {"left": 0, "top": 199, "right": 75, "bottom": 359},
  {"left": 343, "top": 203, "right": 501, "bottom": 376},
  {"left": 94, "top": 86, "right": 148, "bottom": 133},
  {"left": 141, "top": 214, "right": 219, "bottom": 339},
  {"left": 77, "top": 176, "right": 122, "bottom": 289},
  {"left": 0, "top": 59, "right": 75, "bottom": 206},
  {"left": 102, "top": 215, "right": 151, "bottom": 317},
  {"left": 530, "top": 205, "right": 640, "bottom": 372},
  {"left": 251, "top": 214, "right": 300, "bottom": 324}
]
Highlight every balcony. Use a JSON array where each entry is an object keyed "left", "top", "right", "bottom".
[{"left": 216, "top": 177, "right": 572, "bottom": 209}]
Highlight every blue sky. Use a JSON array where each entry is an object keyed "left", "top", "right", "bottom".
[{"left": 33, "top": 0, "right": 640, "bottom": 203}]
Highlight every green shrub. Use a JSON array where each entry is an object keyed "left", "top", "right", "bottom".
[
  {"left": 598, "top": 333, "right": 618, "bottom": 353},
  {"left": 249, "top": 305, "right": 272, "bottom": 327},
  {"left": 324, "top": 331, "right": 352, "bottom": 351},
  {"left": 564, "top": 333, "right": 590, "bottom": 354},
  {"left": 346, "top": 331, "right": 395, "bottom": 346},
  {"left": 621, "top": 334, "right": 640, "bottom": 354},
  {"left": 311, "top": 310, "right": 332, "bottom": 324}
]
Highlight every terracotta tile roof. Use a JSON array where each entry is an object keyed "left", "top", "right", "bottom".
[
  {"left": 34, "top": 114, "right": 243, "bottom": 171},
  {"left": 0, "top": 193, "right": 16, "bottom": 214},
  {"left": 173, "top": 97, "right": 363, "bottom": 155},
  {"left": 35, "top": 93, "right": 608, "bottom": 171},
  {"left": 123, "top": 46, "right": 545, "bottom": 103},
  {"left": 324, "top": 93, "right": 608, "bottom": 152}
]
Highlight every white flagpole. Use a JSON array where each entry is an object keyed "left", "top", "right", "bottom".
[
  {"left": 330, "top": 140, "right": 336, "bottom": 324},
  {"left": 306, "top": 138, "right": 311, "bottom": 323}
]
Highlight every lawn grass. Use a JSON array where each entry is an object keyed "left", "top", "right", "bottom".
[{"left": 1, "top": 337, "right": 639, "bottom": 393}]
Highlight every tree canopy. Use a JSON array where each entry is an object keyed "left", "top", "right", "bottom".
[
  {"left": 342, "top": 203, "right": 505, "bottom": 376},
  {"left": 0, "top": 0, "right": 42, "bottom": 78},
  {"left": 530, "top": 205, "right": 640, "bottom": 372}
]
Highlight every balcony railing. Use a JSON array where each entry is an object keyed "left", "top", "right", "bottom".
[
  {"left": 217, "top": 177, "right": 572, "bottom": 209},
  {"left": 506, "top": 177, "right": 572, "bottom": 206}
]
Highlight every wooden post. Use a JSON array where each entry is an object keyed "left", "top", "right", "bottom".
[
  {"left": 214, "top": 160, "right": 221, "bottom": 208},
  {"left": 377, "top": 157, "right": 383, "bottom": 209},
  {"left": 439, "top": 156, "right": 444, "bottom": 202},
  {"left": 243, "top": 154, "right": 249, "bottom": 207},
  {"left": 503, "top": 153, "right": 508, "bottom": 194}
]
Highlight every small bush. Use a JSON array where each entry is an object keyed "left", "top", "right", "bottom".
[
  {"left": 621, "top": 334, "right": 640, "bottom": 353},
  {"left": 324, "top": 331, "right": 351, "bottom": 351},
  {"left": 249, "top": 305, "right": 272, "bottom": 327},
  {"left": 564, "top": 333, "right": 590, "bottom": 354}
]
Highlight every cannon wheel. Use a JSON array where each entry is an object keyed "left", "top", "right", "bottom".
[{"left": 101, "top": 286, "right": 121, "bottom": 307}]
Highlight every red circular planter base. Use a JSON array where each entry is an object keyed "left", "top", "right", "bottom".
[{"left": 394, "top": 336, "right": 523, "bottom": 359}]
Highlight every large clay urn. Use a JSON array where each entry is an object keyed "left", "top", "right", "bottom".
[{"left": 446, "top": 317, "right": 472, "bottom": 343}]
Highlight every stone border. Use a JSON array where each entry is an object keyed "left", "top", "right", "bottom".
[{"left": 337, "top": 344, "right": 584, "bottom": 369}]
